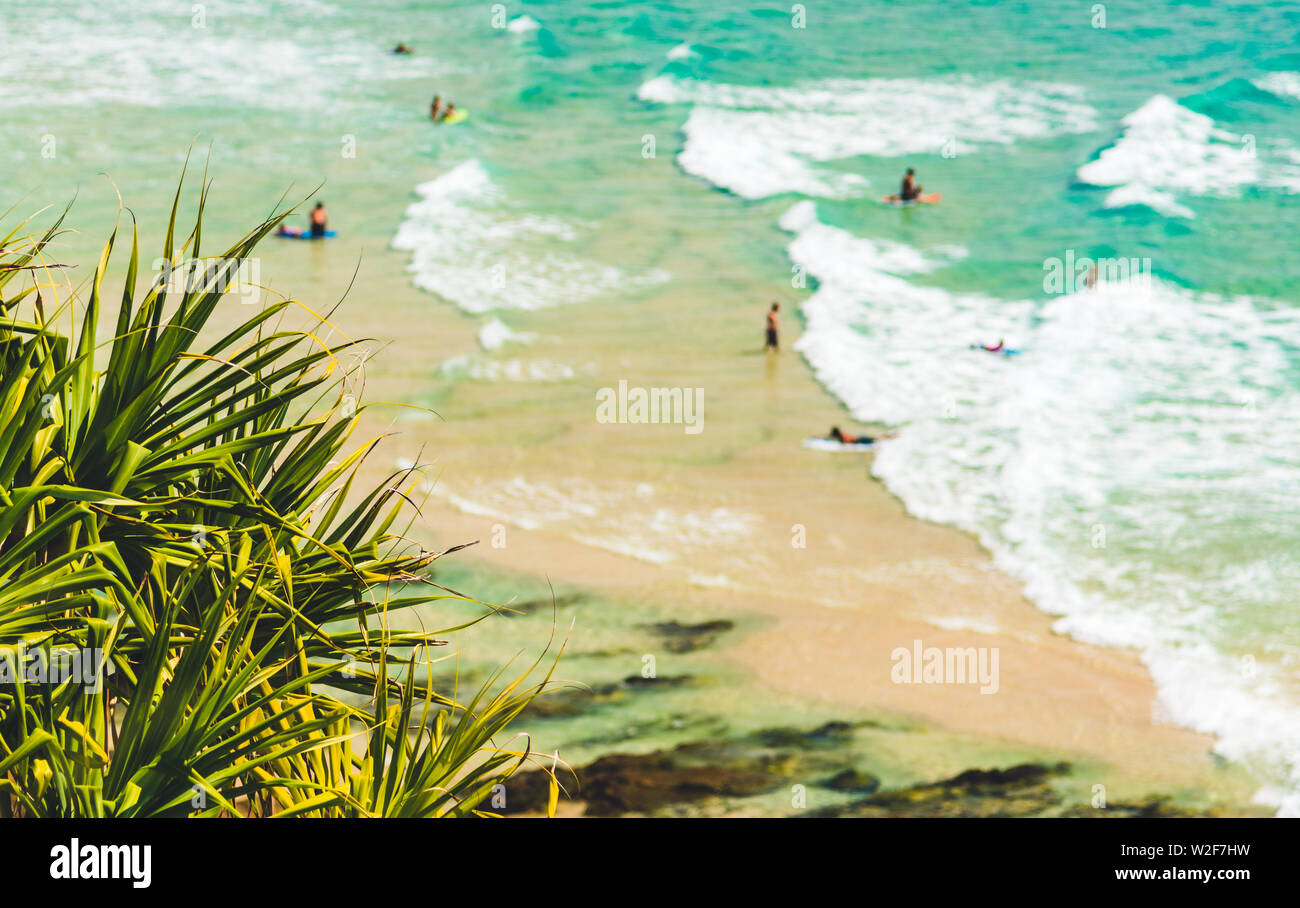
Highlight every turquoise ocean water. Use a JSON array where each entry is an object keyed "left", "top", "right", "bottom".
[{"left": 4, "top": 0, "right": 1299, "bottom": 812}]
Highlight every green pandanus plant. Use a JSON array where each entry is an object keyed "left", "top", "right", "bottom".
[{"left": 0, "top": 166, "right": 559, "bottom": 817}]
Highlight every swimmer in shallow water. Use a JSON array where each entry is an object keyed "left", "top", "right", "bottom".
[
  {"left": 309, "top": 202, "right": 328, "bottom": 238},
  {"left": 765, "top": 302, "right": 780, "bottom": 352}
]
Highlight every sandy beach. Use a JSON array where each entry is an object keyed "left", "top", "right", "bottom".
[
  {"left": 8, "top": 5, "right": 1300, "bottom": 888},
  {"left": 292, "top": 239, "right": 1266, "bottom": 812},
  {"left": 11, "top": 0, "right": 1287, "bottom": 818},
  {"left": 38, "top": 132, "right": 1265, "bottom": 815}
]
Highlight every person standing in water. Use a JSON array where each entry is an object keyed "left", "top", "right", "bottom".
[
  {"left": 309, "top": 202, "right": 328, "bottom": 238},
  {"left": 430, "top": 95, "right": 443, "bottom": 120},
  {"left": 765, "top": 302, "right": 781, "bottom": 352}
]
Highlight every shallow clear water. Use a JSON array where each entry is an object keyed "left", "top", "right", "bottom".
[{"left": 4, "top": 0, "right": 1299, "bottom": 811}]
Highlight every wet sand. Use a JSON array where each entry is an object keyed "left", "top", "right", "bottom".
[{"left": 287, "top": 237, "right": 1266, "bottom": 811}]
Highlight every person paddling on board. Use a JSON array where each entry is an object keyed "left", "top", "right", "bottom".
[
  {"left": 393, "top": 43, "right": 414, "bottom": 55},
  {"left": 971, "top": 339, "right": 1005, "bottom": 352},
  {"left": 309, "top": 202, "right": 328, "bottom": 238},
  {"left": 900, "top": 168, "right": 922, "bottom": 202},
  {"left": 830, "top": 426, "right": 867, "bottom": 444},
  {"left": 828, "top": 426, "right": 895, "bottom": 444},
  {"left": 765, "top": 302, "right": 780, "bottom": 352}
]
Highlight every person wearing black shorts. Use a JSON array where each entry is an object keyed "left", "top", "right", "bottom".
[
  {"left": 765, "top": 302, "right": 780, "bottom": 352},
  {"left": 310, "top": 202, "right": 328, "bottom": 238}
]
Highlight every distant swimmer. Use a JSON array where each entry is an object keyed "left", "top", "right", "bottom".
[
  {"left": 309, "top": 202, "right": 328, "bottom": 238},
  {"left": 765, "top": 302, "right": 781, "bottom": 352},
  {"left": 430, "top": 95, "right": 444, "bottom": 120},
  {"left": 393, "top": 43, "right": 414, "bottom": 55},
  {"left": 970, "top": 339, "right": 1020, "bottom": 356}
]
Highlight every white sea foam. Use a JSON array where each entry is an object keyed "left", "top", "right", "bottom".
[
  {"left": 478, "top": 317, "right": 537, "bottom": 350},
  {"left": 574, "top": 507, "right": 763, "bottom": 564},
  {"left": 507, "top": 15, "right": 541, "bottom": 33},
  {"left": 441, "top": 354, "right": 586, "bottom": 382},
  {"left": 393, "top": 160, "right": 667, "bottom": 313},
  {"left": 666, "top": 42, "right": 698, "bottom": 60},
  {"left": 427, "top": 476, "right": 606, "bottom": 531},
  {"left": 784, "top": 201, "right": 1300, "bottom": 814},
  {"left": 638, "top": 74, "right": 1098, "bottom": 198},
  {"left": 1100, "top": 182, "right": 1195, "bottom": 219},
  {"left": 0, "top": 1, "right": 441, "bottom": 111},
  {"left": 1254, "top": 71, "right": 1300, "bottom": 101},
  {"left": 1077, "top": 94, "right": 1300, "bottom": 216},
  {"left": 428, "top": 476, "right": 763, "bottom": 565}
]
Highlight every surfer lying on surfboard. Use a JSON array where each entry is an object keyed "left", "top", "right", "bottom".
[{"left": 829, "top": 426, "right": 897, "bottom": 444}]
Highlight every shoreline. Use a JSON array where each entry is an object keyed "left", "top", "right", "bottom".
[
  {"left": 11, "top": 0, "right": 1296, "bottom": 822},
  {"left": 63, "top": 172, "right": 1269, "bottom": 815},
  {"left": 308, "top": 237, "right": 1267, "bottom": 814},
  {"left": 413, "top": 483, "right": 1264, "bottom": 813}
]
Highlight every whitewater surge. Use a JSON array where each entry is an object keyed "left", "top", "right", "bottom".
[
  {"left": 1077, "top": 94, "right": 1300, "bottom": 217},
  {"left": 441, "top": 354, "right": 586, "bottom": 383},
  {"left": 1254, "top": 71, "right": 1300, "bottom": 101},
  {"left": 783, "top": 200, "right": 1300, "bottom": 814},
  {"left": 638, "top": 74, "right": 1098, "bottom": 198},
  {"left": 507, "top": 15, "right": 541, "bottom": 33},
  {"left": 0, "top": 1, "right": 439, "bottom": 111},
  {"left": 478, "top": 317, "right": 537, "bottom": 350},
  {"left": 393, "top": 160, "right": 667, "bottom": 313},
  {"left": 425, "top": 476, "right": 763, "bottom": 565}
]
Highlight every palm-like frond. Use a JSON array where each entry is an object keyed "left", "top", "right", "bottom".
[{"left": 0, "top": 171, "right": 553, "bottom": 818}]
